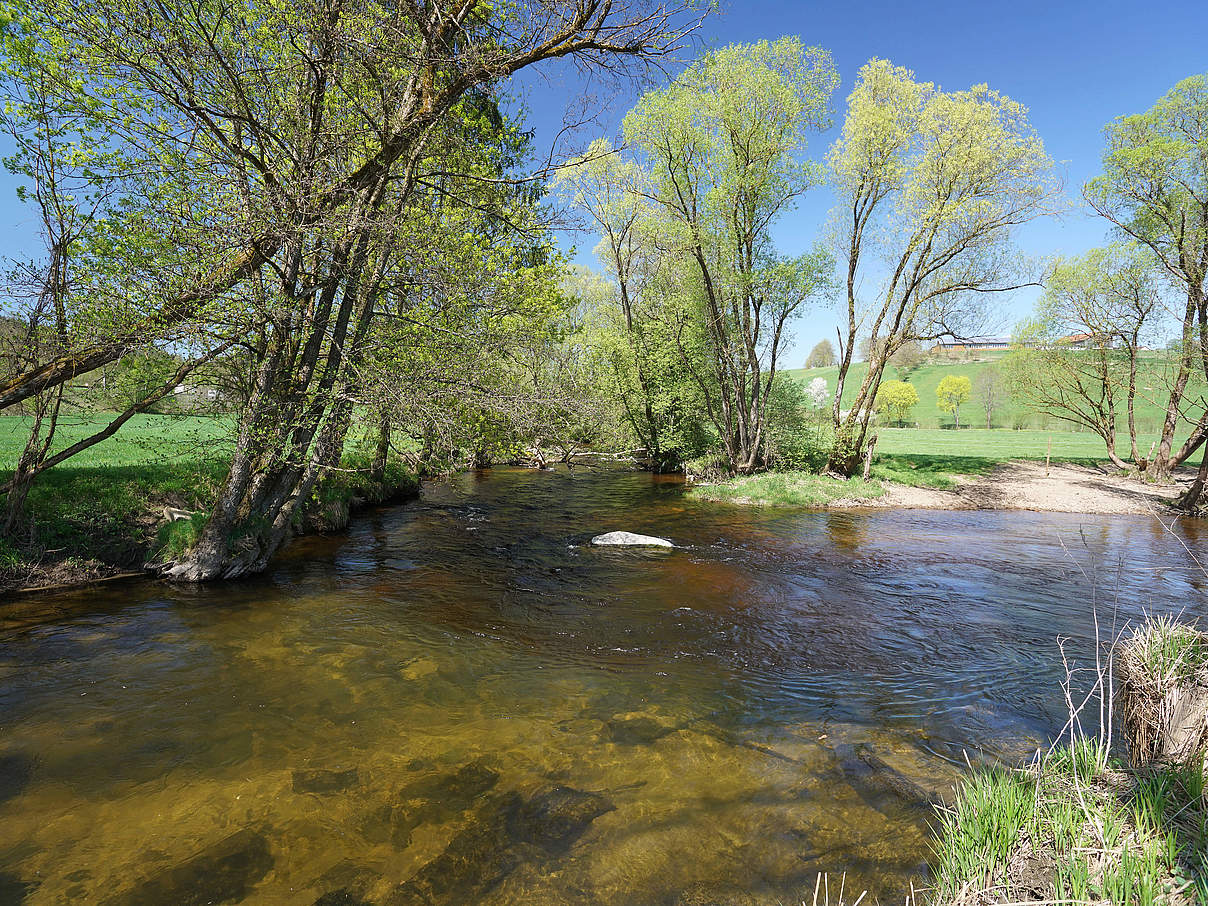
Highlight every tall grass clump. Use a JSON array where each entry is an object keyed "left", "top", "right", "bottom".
[
  {"left": 929, "top": 611, "right": 1208, "bottom": 905},
  {"left": 1117, "top": 617, "right": 1208, "bottom": 768},
  {"left": 931, "top": 765, "right": 1036, "bottom": 901},
  {"left": 687, "top": 471, "right": 885, "bottom": 507}
]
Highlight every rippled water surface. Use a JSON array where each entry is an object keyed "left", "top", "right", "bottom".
[{"left": 1, "top": 465, "right": 1206, "bottom": 905}]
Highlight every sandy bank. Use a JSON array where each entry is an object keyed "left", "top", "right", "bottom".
[{"left": 847, "top": 461, "right": 1191, "bottom": 515}]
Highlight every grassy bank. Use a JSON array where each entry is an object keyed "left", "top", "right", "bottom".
[
  {"left": 0, "top": 414, "right": 417, "bottom": 592},
  {"left": 688, "top": 471, "right": 887, "bottom": 506},
  {"left": 931, "top": 619, "right": 1208, "bottom": 905}
]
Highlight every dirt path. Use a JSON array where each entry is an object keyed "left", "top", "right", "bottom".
[{"left": 864, "top": 461, "right": 1191, "bottom": 515}]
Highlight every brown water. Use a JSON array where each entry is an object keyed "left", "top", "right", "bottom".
[{"left": 1, "top": 465, "right": 1205, "bottom": 906}]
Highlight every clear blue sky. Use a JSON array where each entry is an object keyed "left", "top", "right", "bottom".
[
  {"left": 0, "top": 2, "right": 1204, "bottom": 363},
  {"left": 510, "top": 0, "right": 1208, "bottom": 362}
]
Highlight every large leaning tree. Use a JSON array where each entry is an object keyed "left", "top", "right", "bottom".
[
  {"left": 826, "top": 59, "right": 1059, "bottom": 475},
  {"left": 1, "top": 0, "right": 703, "bottom": 580},
  {"left": 1084, "top": 72, "right": 1208, "bottom": 505}
]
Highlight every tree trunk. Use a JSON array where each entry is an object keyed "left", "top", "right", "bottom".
[{"left": 1178, "top": 455, "right": 1208, "bottom": 512}]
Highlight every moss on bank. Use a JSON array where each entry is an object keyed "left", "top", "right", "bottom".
[{"left": 687, "top": 470, "right": 887, "bottom": 507}]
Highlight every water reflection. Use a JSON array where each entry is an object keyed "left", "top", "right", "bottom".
[{"left": 0, "top": 464, "right": 1205, "bottom": 904}]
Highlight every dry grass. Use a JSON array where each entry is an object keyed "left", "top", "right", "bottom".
[{"left": 1117, "top": 618, "right": 1208, "bottom": 769}]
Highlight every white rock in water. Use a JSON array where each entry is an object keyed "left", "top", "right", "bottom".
[{"left": 591, "top": 531, "right": 674, "bottom": 548}]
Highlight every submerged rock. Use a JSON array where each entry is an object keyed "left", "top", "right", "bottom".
[
  {"left": 104, "top": 828, "right": 273, "bottom": 906},
  {"left": 386, "top": 760, "right": 501, "bottom": 847},
  {"left": 313, "top": 890, "right": 373, "bottom": 906},
  {"left": 674, "top": 884, "right": 770, "bottom": 906},
  {"left": 591, "top": 531, "right": 674, "bottom": 547},
  {"left": 293, "top": 767, "right": 359, "bottom": 794},
  {"left": 386, "top": 798, "right": 519, "bottom": 906},
  {"left": 387, "top": 784, "right": 613, "bottom": 905},
  {"left": 0, "top": 872, "right": 33, "bottom": 904},
  {"left": 606, "top": 715, "right": 675, "bottom": 746},
  {"left": 834, "top": 743, "right": 943, "bottom": 815},
  {"left": 505, "top": 785, "right": 614, "bottom": 854},
  {"left": 0, "top": 752, "right": 33, "bottom": 804}
]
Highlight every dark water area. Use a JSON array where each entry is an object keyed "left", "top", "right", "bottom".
[{"left": 1, "top": 464, "right": 1206, "bottom": 905}]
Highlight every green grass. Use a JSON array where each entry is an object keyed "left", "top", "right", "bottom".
[
  {"left": 1128, "top": 616, "right": 1208, "bottom": 685},
  {"left": 873, "top": 426, "right": 1202, "bottom": 464},
  {"left": 0, "top": 412, "right": 234, "bottom": 467},
  {"left": 0, "top": 412, "right": 416, "bottom": 587},
  {"left": 864, "top": 427, "right": 1203, "bottom": 490},
  {"left": 688, "top": 470, "right": 886, "bottom": 506},
  {"left": 1, "top": 414, "right": 236, "bottom": 572},
  {"left": 933, "top": 618, "right": 1208, "bottom": 904},
  {"left": 933, "top": 740, "right": 1206, "bottom": 905}
]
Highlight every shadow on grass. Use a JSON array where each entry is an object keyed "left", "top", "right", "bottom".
[
  {"left": 1, "top": 459, "right": 231, "bottom": 562},
  {"left": 872, "top": 452, "right": 1113, "bottom": 490},
  {"left": 871, "top": 453, "right": 999, "bottom": 490}
]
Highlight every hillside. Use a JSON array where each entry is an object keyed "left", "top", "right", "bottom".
[{"left": 784, "top": 350, "right": 1195, "bottom": 434}]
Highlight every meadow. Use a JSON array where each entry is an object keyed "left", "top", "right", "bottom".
[{"left": 784, "top": 351, "right": 1197, "bottom": 432}]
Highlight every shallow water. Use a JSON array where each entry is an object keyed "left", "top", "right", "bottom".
[{"left": 1, "top": 465, "right": 1205, "bottom": 905}]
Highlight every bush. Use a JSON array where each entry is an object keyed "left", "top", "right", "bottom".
[
  {"left": 765, "top": 378, "right": 830, "bottom": 471},
  {"left": 682, "top": 451, "right": 731, "bottom": 482}
]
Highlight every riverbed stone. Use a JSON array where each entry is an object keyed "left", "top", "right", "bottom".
[
  {"left": 591, "top": 531, "right": 674, "bottom": 547},
  {"left": 313, "top": 889, "right": 373, "bottom": 906},
  {"left": 385, "top": 782, "right": 614, "bottom": 906},
  {"left": 386, "top": 797, "right": 520, "bottom": 906},
  {"left": 387, "top": 760, "right": 501, "bottom": 847},
  {"left": 103, "top": 828, "right": 273, "bottom": 906},
  {"left": 0, "top": 872, "right": 33, "bottom": 904},
  {"left": 0, "top": 752, "right": 33, "bottom": 804},
  {"left": 293, "top": 767, "right": 359, "bottom": 794},
  {"left": 606, "top": 715, "right": 675, "bottom": 745},
  {"left": 674, "top": 884, "right": 771, "bottom": 906},
  {"left": 504, "top": 785, "right": 614, "bottom": 854}
]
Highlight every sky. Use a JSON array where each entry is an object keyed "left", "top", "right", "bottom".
[
  {"left": 507, "top": 0, "right": 1208, "bottom": 363},
  {"left": 0, "top": 1, "right": 1203, "bottom": 362}
]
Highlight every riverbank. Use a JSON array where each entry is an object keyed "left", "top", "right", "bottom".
[
  {"left": 690, "top": 460, "right": 1193, "bottom": 515},
  {"left": 931, "top": 618, "right": 1208, "bottom": 904},
  {"left": 0, "top": 415, "right": 418, "bottom": 595}
]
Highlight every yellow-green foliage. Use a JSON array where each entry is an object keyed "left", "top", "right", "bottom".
[
  {"left": 876, "top": 379, "right": 919, "bottom": 426},
  {"left": 935, "top": 375, "right": 972, "bottom": 426}
]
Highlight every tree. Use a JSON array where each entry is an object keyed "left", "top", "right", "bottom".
[
  {"left": 617, "top": 36, "right": 840, "bottom": 473},
  {"left": 826, "top": 59, "right": 1058, "bottom": 473},
  {"left": 975, "top": 366, "right": 1006, "bottom": 429},
  {"left": 877, "top": 380, "right": 919, "bottom": 427},
  {"left": 805, "top": 339, "right": 836, "bottom": 368},
  {"left": 1006, "top": 244, "right": 1163, "bottom": 469},
  {"left": 805, "top": 376, "right": 829, "bottom": 409},
  {"left": 0, "top": 25, "right": 234, "bottom": 538},
  {"left": 857, "top": 335, "right": 887, "bottom": 363},
  {"left": 936, "top": 375, "right": 972, "bottom": 428},
  {"left": 889, "top": 340, "right": 926, "bottom": 379},
  {"left": 1084, "top": 72, "right": 1208, "bottom": 505}
]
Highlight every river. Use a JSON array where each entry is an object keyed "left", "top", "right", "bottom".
[{"left": 1, "top": 464, "right": 1205, "bottom": 905}]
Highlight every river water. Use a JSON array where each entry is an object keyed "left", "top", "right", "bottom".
[{"left": 1, "top": 465, "right": 1205, "bottom": 905}]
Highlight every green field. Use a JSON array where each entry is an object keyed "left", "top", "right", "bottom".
[
  {"left": 875, "top": 427, "right": 1201, "bottom": 463},
  {"left": 785, "top": 351, "right": 1194, "bottom": 433},
  {"left": 0, "top": 414, "right": 235, "bottom": 575},
  {"left": 0, "top": 413, "right": 234, "bottom": 467},
  {"left": 0, "top": 413, "right": 413, "bottom": 586}
]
